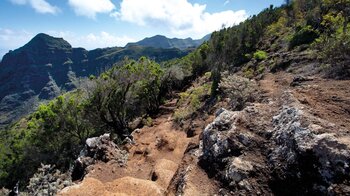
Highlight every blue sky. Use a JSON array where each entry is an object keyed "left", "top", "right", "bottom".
[{"left": 0, "top": 0, "right": 284, "bottom": 59}]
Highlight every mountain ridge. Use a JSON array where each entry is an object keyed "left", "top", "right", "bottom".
[
  {"left": 125, "top": 34, "right": 210, "bottom": 50},
  {"left": 0, "top": 33, "right": 193, "bottom": 127}
]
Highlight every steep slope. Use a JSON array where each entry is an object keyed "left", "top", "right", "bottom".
[
  {"left": 2, "top": 1, "right": 350, "bottom": 194},
  {"left": 125, "top": 34, "right": 210, "bottom": 50},
  {"left": 58, "top": 1, "right": 350, "bottom": 195},
  {"left": 59, "top": 70, "right": 350, "bottom": 195},
  {"left": 0, "top": 34, "right": 189, "bottom": 127},
  {"left": 0, "top": 33, "right": 79, "bottom": 127}
]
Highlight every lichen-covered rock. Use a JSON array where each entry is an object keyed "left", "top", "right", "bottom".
[
  {"left": 200, "top": 108, "right": 261, "bottom": 192},
  {"left": 201, "top": 109, "right": 243, "bottom": 162},
  {"left": 269, "top": 106, "right": 350, "bottom": 194},
  {"left": 72, "top": 134, "right": 128, "bottom": 180},
  {"left": 27, "top": 164, "right": 72, "bottom": 196},
  {"left": 225, "top": 157, "right": 254, "bottom": 185}
]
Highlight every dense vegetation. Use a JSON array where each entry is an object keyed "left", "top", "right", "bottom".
[
  {"left": 0, "top": 54, "right": 206, "bottom": 188},
  {"left": 1, "top": 0, "right": 349, "bottom": 190},
  {"left": 0, "top": 34, "right": 191, "bottom": 129}
]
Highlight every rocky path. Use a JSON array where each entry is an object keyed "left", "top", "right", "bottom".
[
  {"left": 60, "top": 71, "right": 350, "bottom": 195},
  {"left": 59, "top": 99, "right": 219, "bottom": 195}
]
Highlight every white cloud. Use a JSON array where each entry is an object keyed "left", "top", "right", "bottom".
[
  {"left": 47, "top": 31, "right": 135, "bottom": 49},
  {"left": 0, "top": 28, "right": 34, "bottom": 59},
  {"left": 112, "top": 0, "right": 248, "bottom": 38},
  {"left": 0, "top": 28, "right": 33, "bottom": 49},
  {"left": 224, "top": 0, "right": 230, "bottom": 6},
  {"left": 68, "top": 0, "right": 115, "bottom": 19},
  {"left": 9, "top": 0, "right": 60, "bottom": 14}
]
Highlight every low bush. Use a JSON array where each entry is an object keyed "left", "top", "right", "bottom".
[
  {"left": 219, "top": 73, "right": 259, "bottom": 110},
  {"left": 253, "top": 50, "right": 268, "bottom": 61},
  {"left": 289, "top": 25, "right": 319, "bottom": 49},
  {"left": 174, "top": 83, "right": 211, "bottom": 123}
]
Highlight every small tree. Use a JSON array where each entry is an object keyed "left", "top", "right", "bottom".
[{"left": 87, "top": 57, "right": 163, "bottom": 139}]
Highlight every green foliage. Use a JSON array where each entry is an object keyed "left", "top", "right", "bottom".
[
  {"left": 86, "top": 57, "right": 163, "bottom": 137},
  {"left": 257, "top": 64, "right": 266, "bottom": 74},
  {"left": 0, "top": 91, "right": 98, "bottom": 188},
  {"left": 207, "top": 6, "right": 282, "bottom": 68},
  {"left": 315, "top": 30, "right": 350, "bottom": 77},
  {"left": 310, "top": 0, "right": 350, "bottom": 77},
  {"left": 89, "top": 75, "right": 96, "bottom": 80},
  {"left": 253, "top": 50, "right": 268, "bottom": 61},
  {"left": 174, "top": 83, "right": 211, "bottom": 123},
  {"left": 242, "top": 67, "right": 254, "bottom": 78},
  {"left": 267, "top": 13, "right": 289, "bottom": 36},
  {"left": 142, "top": 117, "right": 153, "bottom": 127},
  {"left": 289, "top": 25, "right": 320, "bottom": 48}
]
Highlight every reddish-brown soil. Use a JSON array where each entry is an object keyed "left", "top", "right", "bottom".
[
  {"left": 60, "top": 99, "right": 220, "bottom": 196},
  {"left": 60, "top": 71, "right": 350, "bottom": 195},
  {"left": 261, "top": 72, "right": 350, "bottom": 133}
]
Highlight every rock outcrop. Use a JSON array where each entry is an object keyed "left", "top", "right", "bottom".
[
  {"left": 269, "top": 107, "right": 350, "bottom": 195},
  {"left": 200, "top": 108, "right": 269, "bottom": 195},
  {"left": 200, "top": 105, "right": 350, "bottom": 195},
  {"left": 27, "top": 164, "right": 72, "bottom": 196},
  {"left": 71, "top": 134, "right": 128, "bottom": 181}
]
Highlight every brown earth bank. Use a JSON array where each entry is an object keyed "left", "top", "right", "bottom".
[{"left": 60, "top": 71, "right": 350, "bottom": 196}]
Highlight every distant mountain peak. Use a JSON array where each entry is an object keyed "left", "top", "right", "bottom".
[
  {"left": 1, "top": 33, "right": 73, "bottom": 67},
  {"left": 33, "top": 33, "right": 53, "bottom": 39},
  {"left": 126, "top": 34, "right": 210, "bottom": 50},
  {"left": 0, "top": 33, "right": 190, "bottom": 127},
  {"left": 24, "top": 33, "right": 72, "bottom": 50}
]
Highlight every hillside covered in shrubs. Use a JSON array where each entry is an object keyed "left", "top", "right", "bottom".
[{"left": 1, "top": 0, "right": 350, "bottom": 194}]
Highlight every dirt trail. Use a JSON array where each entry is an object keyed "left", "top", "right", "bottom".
[
  {"left": 260, "top": 72, "right": 350, "bottom": 132},
  {"left": 60, "top": 99, "right": 219, "bottom": 196},
  {"left": 60, "top": 71, "right": 350, "bottom": 195}
]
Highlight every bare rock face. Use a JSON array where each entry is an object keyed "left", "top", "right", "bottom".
[
  {"left": 200, "top": 108, "right": 267, "bottom": 194},
  {"left": 269, "top": 107, "right": 350, "bottom": 195},
  {"left": 201, "top": 109, "right": 243, "bottom": 161},
  {"left": 72, "top": 134, "right": 128, "bottom": 181},
  {"left": 200, "top": 106, "right": 350, "bottom": 195}
]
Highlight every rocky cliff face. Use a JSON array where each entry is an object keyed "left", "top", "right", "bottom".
[
  {"left": 0, "top": 33, "right": 189, "bottom": 127},
  {"left": 0, "top": 33, "right": 82, "bottom": 127}
]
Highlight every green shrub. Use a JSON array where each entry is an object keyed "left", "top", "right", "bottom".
[
  {"left": 243, "top": 67, "right": 254, "bottom": 78},
  {"left": 266, "top": 14, "right": 288, "bottom": 36},
  {"left": 174, "top": 108, "right": 192, "bottom": 124},
  {"left": 257, "top": 64, "right": 266, "bottom": 74},
  {"left": 315, "top": 30, "right": 350, "bottom": 78},
  {"left": 142, "top": 117, "right": 153, "bottom": 127},
  {"left": 89, "top": 75, "right": 96, "bottom": 80},
  {"left": 174, "top": 82, "right": 211, "bottom": 123},
  {"left": 87, "top": 57, "right": 163, "bottom": 137},
  {"left": 253, "top": 50, "right": 268, "bottom": 61},
  {"left": 289, "top": 25, "right": 319, "bottom": 49}
]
